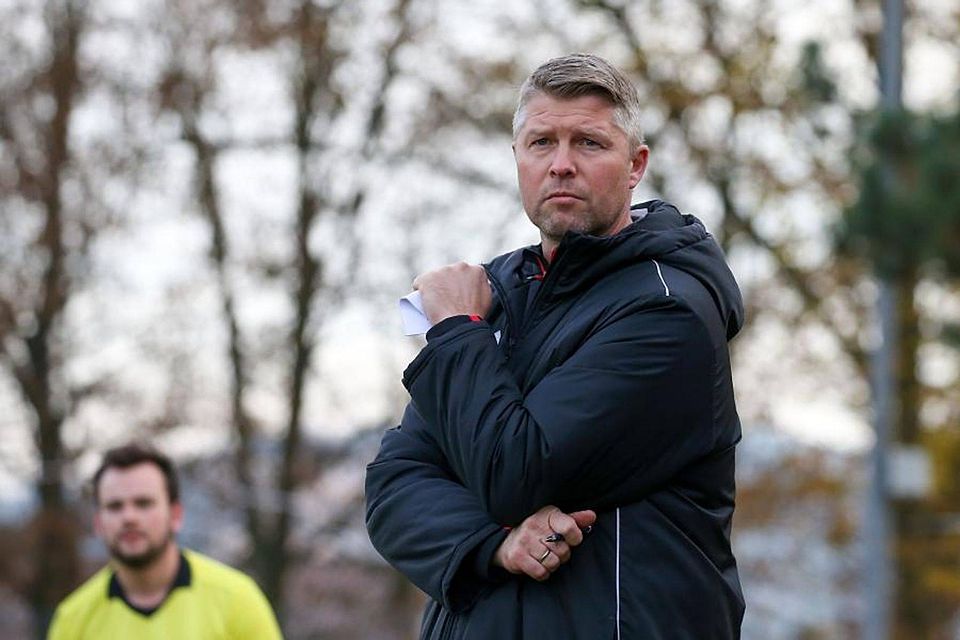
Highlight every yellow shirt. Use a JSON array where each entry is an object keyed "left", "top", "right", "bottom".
[{"left": 48, "top": 549, "right": 283, "bottom": 640}]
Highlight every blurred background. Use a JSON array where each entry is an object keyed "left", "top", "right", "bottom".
[{"left": 1, "top": 0, "right": 958, "bottom": 638}]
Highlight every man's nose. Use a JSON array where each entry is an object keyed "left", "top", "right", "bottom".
[{"left": 549, "top": 144, "right": 576, "bottom": 178}]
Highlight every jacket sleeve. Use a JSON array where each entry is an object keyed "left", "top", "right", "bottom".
[
  {"left": 401, "top": 296, "right": 722, "bottom": 526},
  {"left": 365, "top": 403, "right": 510, "bottom": 613}
]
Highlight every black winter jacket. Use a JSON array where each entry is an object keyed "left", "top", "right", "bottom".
[{"left": 366, "top": 200, "right": 746, "bottom": 639}]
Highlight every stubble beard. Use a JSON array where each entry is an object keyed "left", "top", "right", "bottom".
[
  {"left": 531, "top": 203, "right": 614, "bottom": 246},
  {"left": 108, "top": 530, "right": 174, "bottom": 570}
]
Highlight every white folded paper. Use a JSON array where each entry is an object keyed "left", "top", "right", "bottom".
[
  {"left": 399, "top": 291, "right": 432, "bottom": 336},
  {"left": 399, "top": 290, "right": 503, "bottom": 342}
]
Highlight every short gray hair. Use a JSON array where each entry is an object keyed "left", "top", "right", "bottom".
[{"left": 512, "top": 53, "right": 645, "bottom": 150}]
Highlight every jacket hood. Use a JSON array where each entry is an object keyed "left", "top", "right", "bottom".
[{"left": 486, "top": 199, "right": 745, "bottom": 340}]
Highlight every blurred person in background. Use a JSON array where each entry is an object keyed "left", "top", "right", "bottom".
[
  {"left": 48, "top": 443, "right": 282, "bottom": 639},
  {"left": 366, "top": 53, "right": 745, "bottom": 638}
]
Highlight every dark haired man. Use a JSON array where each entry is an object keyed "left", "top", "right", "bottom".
[
  {"left": 366, "top": 53, "right": 745, "bottom": 638},
  {"left": 48, "top": 443, "right": 282, "bottom": 639}
]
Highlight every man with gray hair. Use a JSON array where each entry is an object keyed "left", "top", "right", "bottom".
[{"left": 366, "top": 53, "right": 745, "bottom": 638}]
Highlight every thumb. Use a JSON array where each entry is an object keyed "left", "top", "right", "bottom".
[{"left": 570, "top": 510, "right": 597, "bottom": 528}]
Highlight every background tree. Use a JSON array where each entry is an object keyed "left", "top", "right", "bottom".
[
  {"left": 841, "top": 106, "right": 960, "bottom": 638},
  {"left": 2, "top": 1, "right": 103, "bottom": 634},
  {"left": 1, "top": 0, "right": 958, "bottom": 637},
  {"left": 148, "top": 0, "right": 426, "bottom": 621},
  {"left": 0, "top": 1, "right": 199, "bottom": 634}
]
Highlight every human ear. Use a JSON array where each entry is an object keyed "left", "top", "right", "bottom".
[
  {"left": 628, "top": 145, "right": 649, "bottom": 188},
  {"left": 170, "top": 502, "right": 185, "bottom": 534}
]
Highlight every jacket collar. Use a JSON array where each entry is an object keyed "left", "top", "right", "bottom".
[{"left": 484, "top": 199, "right": 744, "bottom": 339}]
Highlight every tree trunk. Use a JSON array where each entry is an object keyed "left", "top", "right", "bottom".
[
  {"left": 22, "top": 2, "right": 85, "bottom": 635},
  {"left": 891, "top": 268, "right": 933, "bottom": 639}
]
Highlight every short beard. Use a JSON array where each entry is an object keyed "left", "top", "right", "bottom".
[
  {"left": 534, "top": 212, "right": 602, "bottom": 245},
  {"left": 109, "top": 532, "right": 173, "bottom": 570}
]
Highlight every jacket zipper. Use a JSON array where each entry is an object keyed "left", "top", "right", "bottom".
[
  {"left": 484, "top": 246, "right": 565, "bottom": 360},
  {"left": 516, "top": 246, "right": 566, "bottom": 342},
  {"left": 483, "top": 265, "right": 517, "bottom": 358}
]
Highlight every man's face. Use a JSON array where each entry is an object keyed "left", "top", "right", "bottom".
[
  {"left": 94, "top": 463, "right": 183, "bottom": 569},
  {"left": 513, "top": 93, "right": 648, "bottom": 248}
]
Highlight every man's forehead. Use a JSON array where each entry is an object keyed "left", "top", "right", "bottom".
[
  {"left": 99, "top": 463, "right": 166, "bottom": 497},
  {"left": 520, "top": 93, "right": 619, "bottom": 130}
]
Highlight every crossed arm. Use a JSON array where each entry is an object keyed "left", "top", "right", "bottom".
[{"left": 366, "top": 300, "right": 716, "bottom": 610}]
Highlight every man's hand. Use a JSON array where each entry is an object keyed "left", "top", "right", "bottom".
[
  {"left": 412, "top": 262, "right": 492, "bottom": 326},
  {"left": 493, "top": 505, "right": 597, "bottom": 582}
]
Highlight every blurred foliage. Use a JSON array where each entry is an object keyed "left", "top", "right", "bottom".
[
  {"left": 735, "top": 448, "right": 859, "bottom": 551},
  {"left": 1, "top": 0, "right": 959, "bottom": 637},
  {"left": 799, "top": 41, "right": 838, "bottom": 108},
  {"left": 839, "top": 108, "right": 960, "bottom": 279},
  {"left": 838, "top": 101, "right": 960, "bottom": 637},
  {"left": 927, "top": 428, "right": 960, "bottom": 506}
]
